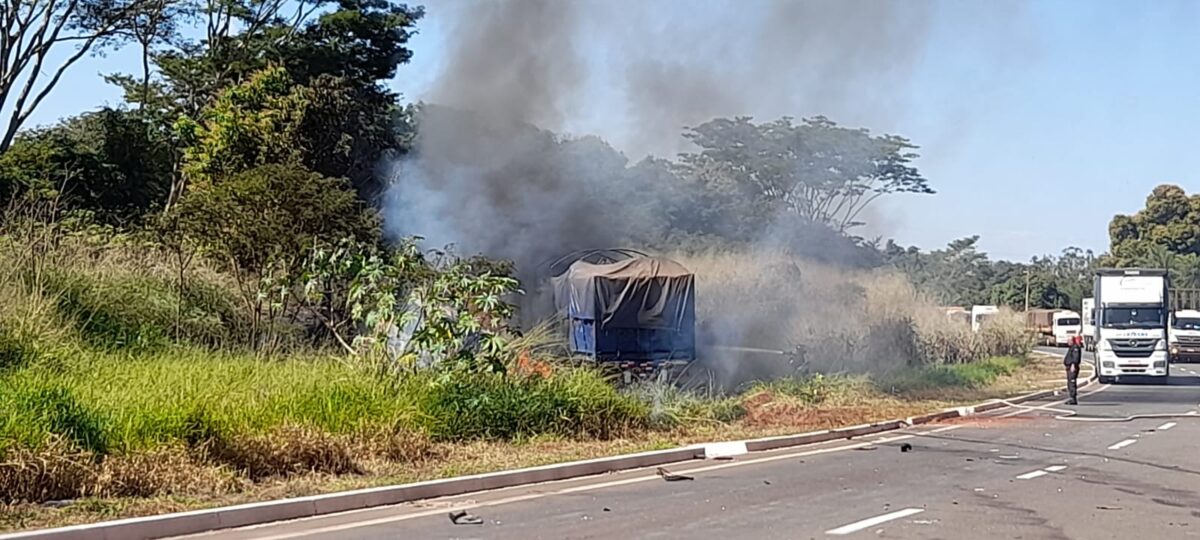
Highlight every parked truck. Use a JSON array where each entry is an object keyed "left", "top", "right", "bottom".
[
  {"left": 552, "top": 251, "right": 695, "bottom": 380},
  {"left": 1025, "top": 308, "right": 1081, "bottom": 346},
  {"left": 971, "top": 305, "right": 999, "bottom": 332},
  {"left": 1081, "top": 297, "right": 1096, "bottom": 351},
  {"left": 1093, "top": 268, "right": 1170, "bottom": 383}
]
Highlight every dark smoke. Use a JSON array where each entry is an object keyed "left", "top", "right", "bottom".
[{"left": 383, "top": 1, "right": 1032, "bottom": 359}]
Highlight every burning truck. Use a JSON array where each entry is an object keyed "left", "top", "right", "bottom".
[{"left": 549, "top": 249, "right": 696, "bottom": 380}]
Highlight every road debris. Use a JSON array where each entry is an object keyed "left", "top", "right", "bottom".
[
  {"left": 1096, "top": 505, "right": 1123, "bottom": 511},
  {"left": 763, "top": 480, "right": 772, "bottom": 485},
  {"left": 603, "top": 507, "right": 611, "bottom": 512},
  {"left": 900, "top": 443, "right": 913, "bottom": 453},
  {"left": 449, "top": 510, "right": 484, "bottom": 525},
  {"left": 657, "top": 467, "right": 694, "bottom": 482}
]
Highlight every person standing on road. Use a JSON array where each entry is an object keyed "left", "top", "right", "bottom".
[{"left": 1064, "top": 335, "right": 1083, "bottom": 405}]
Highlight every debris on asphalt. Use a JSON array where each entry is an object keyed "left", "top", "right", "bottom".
[
  {"left": 965, "top": 458, "right": 975, "bottom": 462},
  {"left": 973, "top": 488, "right": 985, "bottom": 492},
  {"left": 657, "top": 467, "right": 694, "bottom": 482},
  {"left": 1096, "top": 505, "right": 1123, "bottom": 511},
  {"left": 449, "top": 511, "right": 484, "bottom": 525},
  {"left": 763, "top": 480, "right": 772, "bottom": 485},
  {"left": 603, "top": 507, "right": 611, "bottom": 512},
  {"left": 900, "top": 443, "right": 913, "bottom": 453}
]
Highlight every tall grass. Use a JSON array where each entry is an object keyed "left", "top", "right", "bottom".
[{"left": 671, "top": 249, "right": 1032, "bottom": 387}]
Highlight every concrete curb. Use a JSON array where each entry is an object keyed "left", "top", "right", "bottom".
[
  {"left": 0, "top": 447, "right": 702, "bottom": 540},
  {"left": 4, "top": 369, "right": 1096, "bottom": 540}
]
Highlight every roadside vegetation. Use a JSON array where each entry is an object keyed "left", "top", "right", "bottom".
[{"left": 0, "top": 221, "right": 1044, "bottom": 531}]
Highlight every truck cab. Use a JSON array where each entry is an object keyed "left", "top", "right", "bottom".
[
  {"left": 1093, "top": 268, "right": 1169, "bottom": 383},
  {"left": 1169, "top": 309, "right": 1200, "bottom": 363},
  {"left": 971, "top": 305, "right": 999, "bottom": 333},
  {"left": 1051, "top": 310, "right": 1082, "bottom": 347},
  {"left": 1081, "top": 297, "right": 1096, "bottom": 351}
]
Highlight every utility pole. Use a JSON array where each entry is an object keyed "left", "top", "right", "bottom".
[{"left": 1024, "top": 268, "right": 1031, "bottom": 312}]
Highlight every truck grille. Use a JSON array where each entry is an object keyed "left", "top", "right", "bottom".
[
  {"left": 1108, "top": 339, "right": 1157, "bottom": 358},
  {"left": 1176, "top": 335, "right": 1200, "bottom": 346}
]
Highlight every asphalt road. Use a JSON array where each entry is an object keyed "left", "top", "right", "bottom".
[{"left": 183, "top": 364, "right": 1200, "bottom": 540}]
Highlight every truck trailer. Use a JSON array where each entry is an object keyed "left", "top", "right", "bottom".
[
  {"left": 1092, "top": 268, "right": 1170, "bottom": 383},
  {"left": 1081, "top": 297, "right": 1096, "bottom": 351},
  {"left": 1025, "top": 309, "right": 1081, "bottom": 346}
]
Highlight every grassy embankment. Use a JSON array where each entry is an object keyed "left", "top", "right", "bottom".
[{"left": 0, "top": 242, "right": 1042, "bottom": 531}]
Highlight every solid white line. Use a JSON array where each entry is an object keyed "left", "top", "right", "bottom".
[
  {"left": 1108, "top": 439, "right": 1137, "bottom": 450},
  {"left": 1016, "top": 470, "right": 1048, "bottom": 480},
  {"left": 826, "top": 508, "right": 926, "bottom": 536},
  {"left": 1158, "top": 422, "right": 1178, "bottom": 431},
  {"left": 1044, "top": 465, "right": 1067, "bottom": 472}
]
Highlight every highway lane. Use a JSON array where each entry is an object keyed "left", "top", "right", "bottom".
[{"left": 182, "top": 371, "right": 1200, "bottom": 540}]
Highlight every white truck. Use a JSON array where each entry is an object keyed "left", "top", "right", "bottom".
[
  {"left": 1093, "top": 268, "right": 1170, "bottom": 383},
  {"left": 1081, "top": 297, "right": 1096, "bottom": 351},
  {"left": 1168, "top": 309, "right": 1200, "bottom": 363},
  {"left": 971, "top": 305, "right": 999, "bottom": 333}
]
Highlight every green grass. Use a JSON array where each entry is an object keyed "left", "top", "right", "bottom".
[
  {"left": 878, "top": 356, "right": 1025, "bottom": 395},
  {"left": 0, "top": 349, "right": 652, "bottom": 456}
]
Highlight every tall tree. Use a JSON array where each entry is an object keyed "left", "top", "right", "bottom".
[
  {"left": 0, "top": 0, "right": 155, "bottom": 152},
  {"left": 679, "top": 116, "right": 932, "bottom": 233},
  {"left": 1108, "top": 184, "right": 1200, "bottom": 266}
]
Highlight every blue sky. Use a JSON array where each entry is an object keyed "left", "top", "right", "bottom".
[{"left": 17, "top": 0, "right": 1200, "bottom": 262}]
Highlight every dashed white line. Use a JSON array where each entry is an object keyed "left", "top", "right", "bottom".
[
  {"left": 826, "top": 508, "right": 926, "bottom": 535},
  {"left": 1158, "top": 422, "right": 1177, "bottom": 431},
  {"left": 1044, "top": 465, "right": 1067, "bottom": 472},
  {"left": 1108, "top": 439, "right": 1138, "bottom": 450},
  {"left": 1016, "top": 470, "right": 1048, "bottom": 480}
]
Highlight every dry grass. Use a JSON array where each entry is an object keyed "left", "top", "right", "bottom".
[
  {"left": 671, "top": 250, "right": 1032, "bottom": 389},
  {"left": 0, "top": 353, "right": 1064, "bottom": 533}
]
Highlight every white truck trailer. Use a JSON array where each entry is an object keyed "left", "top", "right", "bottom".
[{"left": 1081, "top": 297, "right": 1096, "bottom": 351}]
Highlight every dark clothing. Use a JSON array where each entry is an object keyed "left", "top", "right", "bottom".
[
  {"left": 1063, "top": 345, "right": 1083, "bottom": 366},
  {"left": 1064, "top": 344, "right": 1082, "bottom": 404}
]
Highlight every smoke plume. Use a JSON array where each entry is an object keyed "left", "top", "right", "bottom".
[{"left": 383, "top": 0, "right": 1032, "bottom": 365}]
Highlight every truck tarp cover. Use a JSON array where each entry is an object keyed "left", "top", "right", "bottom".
[{"left": 552, "top": 257, "right": 694, "bottom": 329}]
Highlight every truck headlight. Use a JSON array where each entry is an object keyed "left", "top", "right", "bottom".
[
  {"left": 1102, "top": 361, "right": 1115, "bottom": 368},
  {"left": 1156, "top": 339, "right": 1166, "bottom": 350},
  {"left": 1155, "top": 361, "right": 1167, "bottom": 368},
  {"left": 1171, "top": 345, "right": 1180, "bottom": 355}
]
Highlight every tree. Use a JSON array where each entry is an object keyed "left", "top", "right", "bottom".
[
  {"left": 678, "top": 116, "right": 932, "bottom": 233},
  {"left": 0, "top": 0, "right": 157, "bottom": 152},
  {"left": 173, "top": 163, "right": 375, "bottom": 345},
  {"left": 175, "top": 66, "right": 308, "bottom": 193},
  {"left": 1108, "top": 184, "right": 1200, "bottom": 266},
  {"left": 0, "top": 108, "right": 173, "bottom": 223}
]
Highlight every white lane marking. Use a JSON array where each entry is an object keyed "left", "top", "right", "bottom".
[
  {"left": 1158, "top": 422, "right": 1178, "bottom": 431},
  {"left": 826, "top": 508, "right": 926, "bottom": 536},
  {"left": 245, "top": 430, "right": 941, "bottom": 540},
  {"left": 244, "top": 387, "right": 1114, "bottom": 540},
  {"left": 1108, "top": 439, "right": 1137, "bottom": 450},
  {"left": 1044, "top": 465, "right": 1067, "bottom": 472},
  {"left": 1016, "top": 470, "right": 1048, "bottom": 480}
]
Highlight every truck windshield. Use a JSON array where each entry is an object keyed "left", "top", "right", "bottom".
[
  {"left": 1056, "top": 318, "right": 1081, "bottom": 326},
  {"left": 1173, "top": 318, "right": 1200, "bottom": 330},
  {"left": 1102, "top": 307, "right": 1164, "bottom": 329}
]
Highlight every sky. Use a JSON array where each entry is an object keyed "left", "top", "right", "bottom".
[{"left": 14, "top": 0, "right": 1200, "bottom": 262}]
